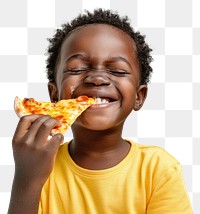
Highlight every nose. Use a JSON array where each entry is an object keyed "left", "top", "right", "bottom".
[{"left": 84, "top": 71, "right": 110, "bottom": 86}]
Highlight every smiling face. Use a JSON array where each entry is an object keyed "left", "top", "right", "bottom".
[{"left": 48, "top": 24, "right": 147, "bottom": 131}]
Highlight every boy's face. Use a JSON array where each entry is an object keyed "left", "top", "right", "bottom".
[{"left": 49, "top": 24, "right": 147, "bottom": 131}]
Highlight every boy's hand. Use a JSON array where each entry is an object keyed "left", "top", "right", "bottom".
[{"left": 12, "top": 114, "right": 64, "bottom": 187}]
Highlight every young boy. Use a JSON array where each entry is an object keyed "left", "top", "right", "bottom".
[{"left": 8, "top": 9, "right": 192, "bottom": 214}]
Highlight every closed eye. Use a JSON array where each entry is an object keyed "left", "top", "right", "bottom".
[
  {"left": 107, "top": 69, "right": 129, "bottom": 76},
  {"left": 64, "top": 69, "right": 88, "bottom": 74},
  {"left": 64, "top": 68, "right": 130, "bottom": 76}
]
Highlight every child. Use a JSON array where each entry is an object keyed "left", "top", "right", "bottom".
[{"left": 8, "top": 9, "right": 192, "bottom": 214}]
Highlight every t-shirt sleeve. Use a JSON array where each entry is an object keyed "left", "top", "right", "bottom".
[{"left": 147, "top": 163, "right": 192, "bottom": 214}]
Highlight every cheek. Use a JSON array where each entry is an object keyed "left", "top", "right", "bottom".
[
  {"left": 120, "top": 79, "right": 136, "bottom": 97},
  {"left": 57, "top": 78, "right": 79, "bottom": 100}
]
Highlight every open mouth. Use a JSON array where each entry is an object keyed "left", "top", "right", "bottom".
[{"left": 94, "top": 97, "right": 115, "bottom": 104}]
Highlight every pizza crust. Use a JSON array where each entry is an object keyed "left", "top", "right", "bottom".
[{"left": 14, "top": 96, "right": 28, "bottom": 118}]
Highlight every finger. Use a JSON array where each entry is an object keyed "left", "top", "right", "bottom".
[
  {"left": 26, "top": 115, "right": 52, "bottom": 140},
  {"left": 46, "top": 133, "right": 64, "bottom": 154},
  {"left": 13, "top": 114, "right": 40, "bottom": 141},
  {"left": 34, "top": 117, "right": 62, "bottom": 145}
]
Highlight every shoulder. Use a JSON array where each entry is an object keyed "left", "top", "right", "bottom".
[
  {"left": 133, "top": 141, "right": 179, "bottom": 166},
  {"left": 137, "top": 144, "right": 178, "bottom": 166},
  {"left": 128, "top": 140, "right": 180, "bottom": 177},
  {"left": 128, "top": 140, "right": 182, "bottom": 190}
]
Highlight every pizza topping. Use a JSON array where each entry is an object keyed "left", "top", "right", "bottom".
[
  {"left": 14, "top": 96, "right": 95, "bottom": 135},
  {"left": 76, "top": 95, "right": 91, "bottom": 102}
]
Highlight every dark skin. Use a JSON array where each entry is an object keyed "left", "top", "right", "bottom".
[
  {"left": 8, "top": 115, "right": 64, "bottom": 213},
  {"left": 8, "top": 24, "right": 147, "bottom": 213}
]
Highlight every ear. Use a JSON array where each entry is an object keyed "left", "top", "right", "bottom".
[
  {"left": 133, "top": 85, "right": 148, "bottom": 111},
  {"left": 48, "top": 82, "right": 58, "bottom": 102}
]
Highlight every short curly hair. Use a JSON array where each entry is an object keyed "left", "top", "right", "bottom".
[{"left": 46, "top": 8, "right": 153, "bottom": 85}]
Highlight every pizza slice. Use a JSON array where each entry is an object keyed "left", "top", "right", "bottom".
[{"left": 14, "top": 96, "right": 95, "bottom": 135}]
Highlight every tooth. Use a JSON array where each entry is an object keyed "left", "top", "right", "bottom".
[
  {"left": 95, "top": 97, "right": 110, "bottom": 104},
  {"left": 96, "top": 98, "right": 101, "bottom": 104}
]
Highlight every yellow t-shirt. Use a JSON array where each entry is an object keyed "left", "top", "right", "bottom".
[{"left": 39, "top": 140, "right": 192, "bottom": 214}]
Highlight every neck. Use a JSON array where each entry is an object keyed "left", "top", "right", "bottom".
[
  {"left": 69, "top": 125, "right": 131, "bottom": 170},
  {"left": 72, "top": 124, "right": 124, "bottom": 152}
]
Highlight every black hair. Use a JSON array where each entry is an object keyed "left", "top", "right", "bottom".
[{"left": 46, "top": 8, "right": 153, "bottom": 84}]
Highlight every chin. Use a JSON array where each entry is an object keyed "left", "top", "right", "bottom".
[{"left": 74, "top": 118, "right": 115, "bottom": 132}]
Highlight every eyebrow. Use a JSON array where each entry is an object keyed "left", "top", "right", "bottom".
[
  {"left": 108, "top": 56, "right": 132, "bottom": 68},
  {"left": 64, "top": 54, "right": 89, "bottom": 63}
]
